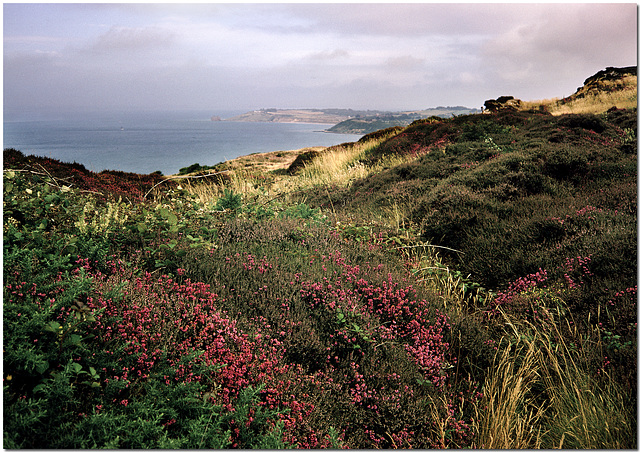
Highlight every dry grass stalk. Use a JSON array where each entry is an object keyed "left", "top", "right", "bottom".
[
  {"left": 182, "top": 132, "right": 414, "bottom": 211},
  {"left": 536, "top": 323, "right": 635, "bottom": 449},
  {"left": 408, "top": 246, "right": 484, "bottom": 317},
  {"left": 472, "top": 329, "right": 547, "bottom": 449},
  {"left": 472, "top": 312, "right": 636, "bottom": 449}
]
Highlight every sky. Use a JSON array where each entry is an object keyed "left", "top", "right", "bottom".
[{"left": 3, "top": 2, "right": 638, "bottom": 115}]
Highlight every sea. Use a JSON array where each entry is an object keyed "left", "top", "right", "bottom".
[{"left": 2, "top": 110, "right": 364, "bottom": 175}]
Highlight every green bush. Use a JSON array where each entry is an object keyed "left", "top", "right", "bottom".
[
  {"left": 178, "top": 162, "right": 217, "bottom": 175},
  {"left": 557, "top": 113, "right": 606, "bottom": 133},
  {"left": 460, "top": 119, "right": 510, "bottom": 141},
  {"left": 280, "top": 202, "right": 321, "bottom": 221},
  {"left": 215, "top": 188, "right": 243, "bottom": 212},
  {"left": 543, "top": 145, "right": 589, "bottom": 180}
]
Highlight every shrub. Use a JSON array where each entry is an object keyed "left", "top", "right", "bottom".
[
  {"left": 287, "top": 149, "right": 322, "bottom": 174},
  {"left": 178, "top": 162, "right": 217, "bottom": 175},
  {"left": 3, "top": 149, "right": 168, "bottom": 202},
  {"left": 214, "top": 188, "right": 243, "bottom": 212},
  {"left": 557, "top": 113, "right": 606, "bottom": 133},
  {"left": 280, "top": 203, "right": 321, "bottom": 221},
  {"left": 543, "top": 145, "right": 589, "bottom": 180},
  {"left": 173, "top": 219, "right": 482, "bottom": 448}
]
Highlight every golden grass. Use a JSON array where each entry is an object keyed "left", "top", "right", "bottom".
[
  {"left": 537, "top": 324, "right": 635, "bottom": 449},
  {"left": 285, "top": 133, "right": 408, "bottom": 192},
  {"left": 472, "top": 333, "right": 547, "bottom": 449},
  {"left": 471, "top": 311, "right": 636, "bottom": 449},
  {"left": 522, "top": 75, "right": 637, "bottom": 115},
  {"left": 180, "top": 130, "right": 408, "bottom": 211},
  {"left": 216, "top": 147, "right": 323, "bottom": 174},
  {"left": 178, "top": 169, "right": 256, "bottom": 206}
]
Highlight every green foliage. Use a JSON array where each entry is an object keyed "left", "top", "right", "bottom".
[
  {"left": 557, "top": 113, "right": 606, "bottom": 133},
  {"left": 5, "top": 372, "right": 287, "bottom": 449},
  {"left": 280, "top": 202, "right": 321, "bottom": 221},
  {"left": 460, "top": 119, "right": 511, "bottom": 141},
  {"left": 178, "top": 162, "right": 217, "bottom": 175},
  {"left": 215, "top": 188, "right": 243, "bottom": 212},
  {"left": 543, "top": 144, "right": 589, "bottom": 180}
]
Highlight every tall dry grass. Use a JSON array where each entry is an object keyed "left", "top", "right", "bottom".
[
  {"left": 472, "top": 333, "right": 547, "bottom": 449},
  {"left": 179, "top": 168, "right": 265, "bottom": 206},
  {"left": 537, "top": 324, "right": 635, "bottom": 449},
  {"left": 405, "top": 248, "right": 634, "bottom": 449},
  {"left": 522, "top": 75, "right": 637, "bottom": 115},
  {"left": 405, "top": 244, "right": 488, "bottom": 318},
  {"left": 284, "top": 133, "right": 409, "bottom": 191},
  {"left": 181, "top": 130, "right": 410, "bottom": 209},
  {"left": 472, "top": 311, "right": 636, "bottom": 449}
]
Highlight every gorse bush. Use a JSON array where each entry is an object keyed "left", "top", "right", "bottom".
[{"left": 4, "top": 105, "right": 636, "bottom": 449}]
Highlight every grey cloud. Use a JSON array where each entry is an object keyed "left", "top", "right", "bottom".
[
  {"left": 277, "top": 4, "right": 538, "bottom": 38},
  {"left": 4, "top": 34, "right": 69, "bottom": 48},
  {"left": 306, "top": 49, "right": 350, "bottom": 61},
  {"left": 3, "top": 3, "right": 636, "bottom": 114},
  {"left": 479, "top": 3, "right": 636, "bottom": 98},
  {"left": 533, "top": 5, "right": 636, "bottom": 60},
  {"left": 384, "top": 56, "right": 425, "bottom": 71},
  {"left": 88, "top": 25, "right": 176, "bottom": 54}
]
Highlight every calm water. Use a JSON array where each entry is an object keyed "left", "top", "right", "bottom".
[{"left": 3, "top": 110, "right": 363, "bottom": 175}]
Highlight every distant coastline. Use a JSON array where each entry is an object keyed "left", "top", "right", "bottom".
[
  {"left": 223, "top": 108, "right": 356, "bottom": 125},
  {"left": 225, "top": 106, "right": 480, "bottom": 134}
]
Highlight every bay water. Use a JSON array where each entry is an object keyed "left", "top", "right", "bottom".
[{"left": 3, "top": 110, "right": 364, "bottom": 175}]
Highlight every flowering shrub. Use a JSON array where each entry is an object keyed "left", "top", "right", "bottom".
[
  {"left": 82, "top": 259, "right": 325, "bottom": 446},
  {"left": 484, "top": 268, "right": 557, "bottom": 327},
  {"left": 177, "top": 238, "right": 481, "bottom": 448}
]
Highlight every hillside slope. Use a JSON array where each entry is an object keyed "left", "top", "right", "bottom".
[
  {"left": 299, "top": 108, "right": 637, "bottom": 287},
  {"left": 522, "top": 65, "right": 637, "bottom": 114},
  {"left": 293, "top": 104, "right": 637, "bottom": 414}
]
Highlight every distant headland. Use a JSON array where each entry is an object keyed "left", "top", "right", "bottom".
[{"left": 223, "top": 106, "right": 480, "bottom": 134}]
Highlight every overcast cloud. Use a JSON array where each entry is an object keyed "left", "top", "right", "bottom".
[{"left": 3, "top": 3, "right": 637, "bottom": 115}]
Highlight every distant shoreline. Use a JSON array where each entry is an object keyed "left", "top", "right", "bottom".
[
  {"left": 224, "top": 118, "right": 337, "bottom": 127},
  {"left": 223, "top": 108, "right": 349, "bottom": 124},
  {"left": 224, "top": 106, "right": 481, "bottom": 134}
]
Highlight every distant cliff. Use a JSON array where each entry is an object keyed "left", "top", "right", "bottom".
[
  {"left": 225, "top": 109, "right": 350, "bottom": 124},
  {"left": 225, "top": 108, "right": 397, "bottom": 124},
  {"left": 224, "top": 106, "right": 479, "bottom": 132}
]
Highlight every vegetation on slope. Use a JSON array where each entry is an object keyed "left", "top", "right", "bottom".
[
  {"left": 522, "top": 66, "right": 637, "bottom": 115},
  {"left": 3, "top": 98, "right": 637, "bottom": 447}
]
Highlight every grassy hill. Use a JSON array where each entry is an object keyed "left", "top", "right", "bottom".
[
  {"left": 3, "top": 69, "right": 637, "bottom": 448},
  {"left": 522, "top": 66, "right": 637, "bottom": 115}
]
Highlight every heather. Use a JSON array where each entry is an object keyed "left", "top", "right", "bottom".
[{"left": 4, "top": 107, "right": 637, "bottom": 448}]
